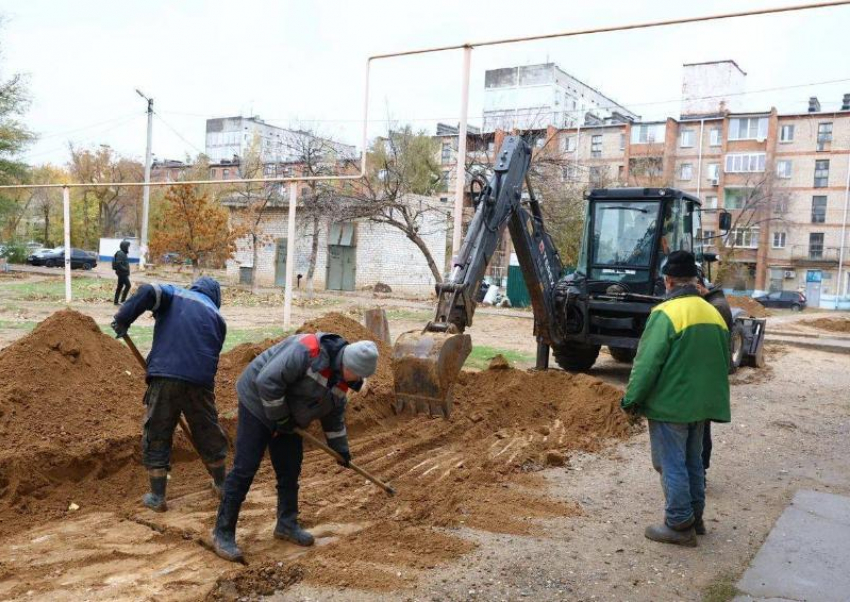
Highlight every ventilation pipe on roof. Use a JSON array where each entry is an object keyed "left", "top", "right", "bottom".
[{"left": 808, "top": 97, "right": 821, "bottom": 113}]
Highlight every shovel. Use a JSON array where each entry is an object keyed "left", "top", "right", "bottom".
[{"left": 121, "top": 333, "right": 201, "bottom": 456}]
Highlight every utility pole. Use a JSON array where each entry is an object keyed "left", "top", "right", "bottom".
[{"left": 136, "top": 89, "right": 154, "bottom": 270}]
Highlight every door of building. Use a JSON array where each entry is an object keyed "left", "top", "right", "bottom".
[
  {"left": 326, "top": 222, "right": 356, "bottom": 291},
  {"left": 274, "top": 238, "right": 288, "bottom": 287},
  {"left": 327, "top": 245, "right": 356, "bottom": 291},
  {"left": 805, "top": 270, "right": 822, "bottom": 307}
]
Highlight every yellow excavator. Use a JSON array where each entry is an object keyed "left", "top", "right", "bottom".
[{"left": 392, "top": 135, "right": 766, "bottom": 418}]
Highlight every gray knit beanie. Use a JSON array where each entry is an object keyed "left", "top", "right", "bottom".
[{"left": 342, "top": 340, "right": 379, "bottom": 378}]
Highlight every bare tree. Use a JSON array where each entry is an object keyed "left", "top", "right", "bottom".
[{"left": 345, "top": 125, "right": 448, "bottom": 283}]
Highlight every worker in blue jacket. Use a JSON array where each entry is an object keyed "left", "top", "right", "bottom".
[{"left": 112, "top": 276, "right": 228, "bottom": 512}]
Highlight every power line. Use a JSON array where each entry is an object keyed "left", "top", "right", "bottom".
[
  {"left": 20, "top": 114, "right": 144, "bottom": 161},
  {"left": 152, "top": 111, "right": 205, "bottom": 155}
]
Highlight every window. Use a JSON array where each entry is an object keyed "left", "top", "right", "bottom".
[
  {"left": 563, "top": 136, "right": 576, "bottom": 153},
  {"left": 589, "top": 166, "right": 606, "bottom": 187},
  {"left": 619, "top": 133, "right": 625, "bottom": 150},
  {"left": 702, "top": 229, "right": 716, "bottom": 242},
  {"left": 725, "top": 153, "right": 766, "bottom": 173},
  {"left": 728, "top": 227, "right": 760, "bottom": 248},
  {"left": 631, "top": 123, "right": 665, "bottom": 144},
  {"left": 441, "top": 170, "right": 451, "bottom": 190},
  {"left": 562, "top": 164, "right": 579, "bottom": 182},
  {"left": 724, "top": 188, "right": 753, "bottom": 210},
  {"left": 817, "top": 122, "right": 833, "bottom": 150},
  {"left": 772, "top": 232, "right": 786, "bottom": 249},
  {"left": 680, "top": 129, "right": 695, "bottom": 148},
  {"left": 704, "top": 195, "right": 718, "bottom": 209},
  {"left": 780, "top": 124, "right": 795, "bottom": 143},
  {"left": 222, "top": 169, "right": 230, "bottom": 178},
  {"left": 680, "top": 163, "right": 693, "bottom": 180},
  {"left": 591, "top": 135, "right": 602, "bottom": 158},
  {"left": 709, "top": 128, "right": 722, "bottom": 146},
  {"left": 439, "top": 196, "right": 448, "bottom": 203},
  {"left": 814, "top": 160, "right": 830, "bottom": 187},
  {"left": 812, "top": 195, "right": 827, "bottom": 223},
  {"left": 441, "top": 141, "right": 453, "bottom": 164},
  {"left": 809, "top": 233, "right": 825, "bottom": 259},
  {"left": 728, "top": 117, "right": 768, "bottom": 140},
  {"left": 776, "top": 160, "right": 792, "bottom": 179},
  {"left": 707, "top": 163, "right": 720, "bottom": 182}
]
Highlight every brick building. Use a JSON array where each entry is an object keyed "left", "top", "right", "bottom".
[
  {"left": 436, "top": 60, "right": 850, "bottom": 307},
  {"left": 224, "top": 194, "right": 447, "bottom": 296}
]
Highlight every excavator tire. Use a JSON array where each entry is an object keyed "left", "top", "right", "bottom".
[
  {"left": 608, "top": 346, "right": 637, "bottom": 363},
  {"left": 553, "top": 342, "right": 601, "bottom": 373}
]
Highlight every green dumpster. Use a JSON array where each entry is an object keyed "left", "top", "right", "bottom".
[{"left": 506, "top": 264, "right": 531, "bottom": 308}]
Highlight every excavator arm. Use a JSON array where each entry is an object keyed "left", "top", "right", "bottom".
[{"left": 392, "top": 135, "right": 565, "bottom": 417}]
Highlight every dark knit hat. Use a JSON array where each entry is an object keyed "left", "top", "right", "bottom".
[{"left": 662, "top": 250, "right": 699, "bottom": 278}]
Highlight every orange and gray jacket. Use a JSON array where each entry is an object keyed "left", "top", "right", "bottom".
[
  {"left": 237, "top": 332, "right": 358, "bottom": 444},
  {"left": 621, "top": 285, "right": 731, "bottom": 423}
]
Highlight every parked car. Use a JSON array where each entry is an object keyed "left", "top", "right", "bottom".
[
  {"left": 26, "top": 248, "right": 55, "bottom": 265},
  {"left": 754, "top": 290, "right": 807, "bottom": 311},
  {"left": 40, "top": 248, "right": 98, "bottom": 270}
]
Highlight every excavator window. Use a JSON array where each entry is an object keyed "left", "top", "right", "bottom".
[{"left": 588, "top": 200, "right": 661, "bottom": 282}]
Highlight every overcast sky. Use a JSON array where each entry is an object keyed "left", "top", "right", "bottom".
[{"left": 3, "top": 0, "right": 850, "bottom": 167}]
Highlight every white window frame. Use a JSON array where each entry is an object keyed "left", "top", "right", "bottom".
[
  {"left": 680, "top": 129, "right": 695, "bottom": 148},
  {"left": 702, "top": 229, "right": 716, "bottom": 242},
  {"left": 728, "top": 227, "right": 761, "bottom": 249},
  {"left": 590, "top": 134, "right": 603, "bottom": 157},
  {"left": 779, "top": 124, "right": 795, "bottom": 143},
  {"left": 563, "top": 136, "right": 576, "bottom": 153},
  {"left": 776, "top": 160, "right": 792, "bottom": 179},
  {"left": 706, "top": 163, "right": 720, "bottom": 181},
  {"left": 709, "top": 128, "right": 722, "bottom": 147},
  {"left": 772, "top": 231, "right": 787, "bottom": 249},
  {"left": 680, "top": 163, "right": 693, "bottom": 180},
  {"left": 703, "top": 195, "right": 718, "bottom": 209},
  {"left": 728, "top": 117, "right": 768, "bottom": 141},
  {"left": 725, "top": 153, "right": 766, "bottom": 173},
  {"left": 631, "top": 123, "right": 665, "bottom": 144}
]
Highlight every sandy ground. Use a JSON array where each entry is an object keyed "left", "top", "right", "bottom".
[
  {"left": 1, "top": 271, "right": 849, "bottom": 601},
  {"left": 283, "top": 346, "right": 850, "bottom": 601}
]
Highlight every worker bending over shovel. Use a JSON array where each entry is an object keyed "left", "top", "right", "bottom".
[
  {"left": 211, "top": 331, "right": 378, "bottom": 562},
  {"left": 112, "top": 276, "right": 229, "bottom": 512}
]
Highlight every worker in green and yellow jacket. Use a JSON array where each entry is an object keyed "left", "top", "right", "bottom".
[{"left": 621, "top": 250, "right": 731, "bottom": 547}]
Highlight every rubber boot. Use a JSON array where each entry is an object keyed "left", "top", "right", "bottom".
[
  {"left": 694, "top": 510, "right": 706, "bottom": 535},
  {"left": 142, "top": 470, "right": 168, "bottom": 512},
  {"left": 211, "top": 496, "right": 244, "bottom": 562},
  {"left": 207, "top": 462, "right": 226, "bottom": 500},
  {"left": 645, "top": 516, "right": 697, "bottom": 547},
  {"left": 274, "top": 513, "right": 314, "bottom": 546}
]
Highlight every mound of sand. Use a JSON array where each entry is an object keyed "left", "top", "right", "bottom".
[
  {"left": 804, "top": 316, "right": 850, "bottom": 333},
  {"left": 728, "top": 296, "right": 770, "bottom": 318}
]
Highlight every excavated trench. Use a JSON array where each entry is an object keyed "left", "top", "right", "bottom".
[{"left": 0, "top": 309, "right": 635, "bottom": 600}]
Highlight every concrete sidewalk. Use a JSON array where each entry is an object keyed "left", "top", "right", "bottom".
[{"left": 734, "top": 489, "right": 850, "bottom": 602}]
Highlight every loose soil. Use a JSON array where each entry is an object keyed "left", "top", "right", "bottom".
[
  {"left": 728, "top": 295, "right": 771, "bottom": 318},
  {"left": 803, "top": 316, "right": 850, "bottom": 333},
  {"left": 0, "top": 309, "right": 635, "bottom": 600}
]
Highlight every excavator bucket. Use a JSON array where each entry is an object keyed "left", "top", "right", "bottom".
[{"left": 391, "top": 330, "right": 472, "bottom": 418}]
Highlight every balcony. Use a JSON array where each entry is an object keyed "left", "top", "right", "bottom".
[{"left": 789, "top": 245, "right": 840, "bottom": 265}]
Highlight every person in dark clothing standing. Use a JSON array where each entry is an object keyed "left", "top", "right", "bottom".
[
  {"left": 112, "top": 276, "right": 229, "bottom": 512},
  {"left": 211, "top": 332, "right": 379, "bottom": 562},
  {"left": 113, "top": 240, "right": 132, "bottom": 305}
]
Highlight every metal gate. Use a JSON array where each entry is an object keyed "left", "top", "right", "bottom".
[
  {"left": 326, "top": 223, "right": 356, "bottom": 291},
  {"left": 274, "top": 238, "right": 288, "bottom": 287}
]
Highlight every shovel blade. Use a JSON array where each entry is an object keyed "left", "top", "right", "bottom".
[{"left": 391, "top": 330, "right": 472, "bottom": 419}]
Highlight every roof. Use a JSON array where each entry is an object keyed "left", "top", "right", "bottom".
[{"left": 682, "top": 60, "right": 746, "bottom": 75}]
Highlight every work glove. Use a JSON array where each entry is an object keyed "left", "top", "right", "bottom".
[
  {"left": 327, "top": 437, "right": 351, "bottom": 468},
  {"left": 275, "top": 416, "right": 295, "bottom": 436},
  {"left": 111, "top": 320, "right": 129, "bottom": 339}
]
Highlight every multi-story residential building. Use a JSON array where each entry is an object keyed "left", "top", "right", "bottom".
[
  {"left": 438, "top": 60, "right": 850, "bottom": 306},
  {"left": 482, "top": 63, "right": 638, "bottom": 133},
  {"left": 204, "top": 116, "right": 357, "bottom": 164}
]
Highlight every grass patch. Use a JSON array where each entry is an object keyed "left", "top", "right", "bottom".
[
  {"left": 463, "top": 345, "right": 535, "bottom": 370},
  {"left": 701, "top": 572, "right": 739, "bottom": 602},
  {"left": 102, "top": 324, "right": 290, "bottom": 355},
  {"left": 384, "top": 308, "right": 432, "bottom": 321},
  {"left": 4, "top": 278, "right": 115, "bottom": 302},
  {"left": 0, "top": 320, "right": 38, "bottom": 331}
]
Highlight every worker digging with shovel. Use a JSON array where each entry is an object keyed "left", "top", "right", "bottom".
[
  {"left": 211, "top": 331, "right": 378, "bottom": 562},
  {"left": 112, "top": 276, "right": 229, "bottom": 512}
]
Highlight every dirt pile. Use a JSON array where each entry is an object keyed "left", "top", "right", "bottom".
[
  {"left": 728, "top": 296, "right": 770, "bottom": 318},
  {"left": 804, "top": 316, "right": 850, "bottom": 333},
  {"left": 0, "top": 309, "right": 149, "bottom": 530}
]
